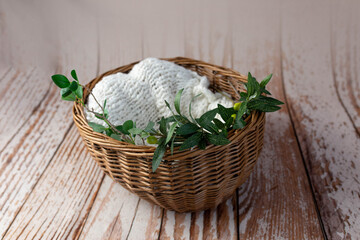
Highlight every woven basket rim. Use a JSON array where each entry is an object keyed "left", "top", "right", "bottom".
[{"left": 72, "top": 57, "right": 263, "bottom": 155}]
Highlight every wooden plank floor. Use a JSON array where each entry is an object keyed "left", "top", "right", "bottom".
[{"left": 0, "top": 0, "right": 359, "bottom": 239}]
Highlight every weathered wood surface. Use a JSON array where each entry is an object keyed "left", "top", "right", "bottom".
[
  {"left": 281, "top": 1, "right": 360, "bottom": 239},
  {"left": 231, "top": 1, "right": 324, "bottom": 239},
  {"left": 331, "top": 0, "right": 360, "bottom": 134},
  {"left": 0, "top": 0, "right": 359, "bottom": 239}
]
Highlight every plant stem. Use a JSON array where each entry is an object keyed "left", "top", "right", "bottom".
[
  {"left": 83, "top": 85, "right": 105, "bottom": 112},
  {"left": 79, "top": 98, "right": 128, "bottom": 140}
]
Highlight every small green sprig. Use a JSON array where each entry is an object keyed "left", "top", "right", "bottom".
[
  {"left": 51, "top": 70, "right": 283, "bottom": 172},
  {"left": 231, "top": 73, "right": 284, "bottom": 129},
  {"left": 51, "top": 70, "right": 129, "bottom": 141}
]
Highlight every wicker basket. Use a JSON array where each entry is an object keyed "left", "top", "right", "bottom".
[{"left": 73, "top": 57, "right": 265, "bottom": 212}]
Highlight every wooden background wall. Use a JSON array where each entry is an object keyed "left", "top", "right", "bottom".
[{"left": 0, "top": 0, "right": 359, "bottom": 239}]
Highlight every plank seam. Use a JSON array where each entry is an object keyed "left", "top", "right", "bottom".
[
  {"left": 235, "top": 190, "right": 240, "bottom": 240},
  {"left": 1, "top": 122, "right": 74, "bottom": 240},
  {"left": 107, "top": 204, "right": 124, "bottom": 239},
  {"left": 125, "top": 198, "right": 140, "bottom": 240},
  {"left": 0, "top": 75, "right": 52, "bottom": 155},
  {"left": 69, "top": 174, "right": 106, "bottom": 240},
  {"left": 329, "top": 7, "right": 360, "bottom": 138},
  {"left": 279, "top": 7, "right": 328, "bottom": 239},
  {"left": 157, "top": 208, "right": 165, "bottom": 240},
  {"left": 0, "top": 67, "right": 12, "bottom": 83}
]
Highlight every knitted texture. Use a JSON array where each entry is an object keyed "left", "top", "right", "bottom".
[{"left": 85, "top": 58, "right": 233, "bottom": 140}]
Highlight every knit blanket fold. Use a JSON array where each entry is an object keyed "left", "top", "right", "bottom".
[{"left": 85, "top": 58, "right": 233, "bottom": 136}]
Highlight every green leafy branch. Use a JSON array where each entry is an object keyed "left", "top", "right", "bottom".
[
  {"left": 51, "top": 70, "right": 283, "bottom": 173},
  {"left": 231, "top": 73, "right": 284, "bottom": 129},
  {"left": 52, "top": 70, "right": 129, "bottom": 141}
]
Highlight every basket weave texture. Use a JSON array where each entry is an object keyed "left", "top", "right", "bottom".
[{"left": 73, "top": 57, "right": 265, "bottom": 212}]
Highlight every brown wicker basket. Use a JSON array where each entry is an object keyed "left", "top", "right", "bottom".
[{"left": 73, "top": 57, "right": 265, "bottom": 212}]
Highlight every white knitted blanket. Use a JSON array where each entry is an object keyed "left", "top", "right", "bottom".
[{"left": 85, "top": 58, "right": 233, "bottom": 140}]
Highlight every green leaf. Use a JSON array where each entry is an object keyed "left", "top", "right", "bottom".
[
  {"left": 189, "top": 93, "right": 202, "bottom": 123},
  {"left": 61, "top": 88, "right": 72, "bottom": 98},
  {"left": 60, "top": 88, "right": 76, "bottom": 101},
  {"left": 140, "top": 131, "right": 150, "bottom": 138},
  {"left": 115, "top": 125, "right": 126, "bottom": 134},
  {"left": 260, "top": 88, "right": 271, "bottom": 95},
  {"left": 196, "top": 109, "right": 219, "bottom": 133},
  {"left": 164, "top": 100, "right": 189, "bottom": 124},
  {"left": 159, "top": 117, "right": 167, "bottom": 135},
  {"left": 260, "top": 73, "right": 272, "bottom": 88},
  {"left": 152, "top": 137, "right": 166, "bottom": 172},
  {"left": 258, "top": 96, "right": 284, "bottom": 105},
  {"left": 128, "top": 128, "right": 142, "bottom": 135},
  {"left": 220, "top": 128, "right": 228, "bottom": 138},
  {"left": 88, "top": 122, "right": 106, "bottom": 133},
  {"left": 246, "top": 72, "right": 260, "bottom": 98},
  {"left": 110, "top": 134, "right": 122, "bottom": 141},
  {"left": 218, "top": 104, "right": 235, "bottom": 122},
  {"left": 174, "top": 88, "right": 184, "bottom": 115},
  {"left": 164, "top": 100, "right": 174, "bottom": 113},
  {"left": 248, "top": 92, "right": 257, "bottom": 100},
  {"left": 144, "top": 121, "right": 155, "bottom": 132},
  {"left": 176, "top": 122, "right": 199, "bottom": 135},
  {"left": 170, "top": 135, "right": 176, "bottom": 155},
  {"left": 52, "top": 74, "right": 70, "bottom": 88},
  {"left": 166, "top": 115, "right": 189, "bottom": 124},
  {"left": 197, "top": 108, "right": 218, "bottom": 126},
  {"left": 71, "top": 70, "right": 78, "bottom": 81},
  {"left": 247, "top": 100, "right": 281, "bottom": 112},
  {"left": 246, "top": 72, "right": 255, "bottom": 96},
  {"left": 105, "top": 128, "right": 113, "bottom": 136},
  {"left": 75, "top": 85, "right": 83, "bottom": 99},
  {"left": 202, "top": 122, "right": 219, "bottom": 134},
  {"left": 103, "top": 99, "right": 107, "bottom": 109},
  {"left": 198, "top": 137, "right": 207, "bottom": 150},
  {"left": 166, "top": 122, "right": 177, "bottom": 144},
  {"left": 206, "top": 134, "right": 231, "bottom": 145},
  {"left": 225, "top": 117, "right": 234, "bottom": 128},
  {"left": 240, "top": 92, "right": 248, "bottom": 99},
  {"left": 122, "top": 120, "right": 134, "bottom": 134},
  {"left": 213, "top": 118, "right": 225, "bottom": 129},
  {"left": 233, "top": 101, "right": 248, "bottom": 129},
  {"left": 69, "top": 81, "right": 78, "bottom": 92},
  {"left": 218, "top": 104, "right": 230, "bottom": 121},
  {"left": 235, "top": 118, "right": 247, "bottom": 129},
  {"left": 179, "top": 132, "right": 202, "bottom": 150}
]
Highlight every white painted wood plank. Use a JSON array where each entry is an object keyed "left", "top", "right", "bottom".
[
  {"left": 0, "top": 83, "right": 74, "bottom": 239},
  {"left": 76, "top": 2, "right": 164, "bottom": 239},
  {"left": 78, "top": 177, "right": 140, "bottom": 240},
  {"left": 3, "top": 127, "right": 103, "bottom": 239},
  {"left": 141, "top": 0, "right": 185, "bottom": 58},
  {"left": 281, "top": 0, "right": 360, "bottom": 238},
  {"left": 0, "top": 0, "right": 58, "bottom": 69},
  {"left": 159, "top": 1, "right": 238, "bottom": 239},
  {"left": 0, "top": 0, "right": 99, "bottom": 238},
  {"left": 0, "top": 68, "right": 53, "bottom": 149},
  {"left": 126, "top": 200, "right": 163, "bottom": 240},
  {"left": 330, "top": 0, "right": 360, "bottom": 134},
  {"left": 230, "top": 0, "right": 324, "bottom": 239}
]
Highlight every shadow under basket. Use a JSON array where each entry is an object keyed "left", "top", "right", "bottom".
[{"left": 73, "top": 57, "right": 265, "bottom": 213}]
